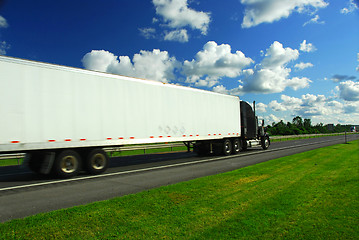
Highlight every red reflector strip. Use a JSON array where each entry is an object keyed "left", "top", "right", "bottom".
[
  {"left": 150, "top": 136, "right": 154, "bottom": 138},
  {"left": 190, "top": 135, "right": 193, "bottom": 137},
  {"left": 208, "top": 134, "right": 211, "bottom": 136},
  {"left": 80, "top": 138, "right": 86, "bottom": 141},
  {"left": 167, "top": 136, "right": 171, "bottom": 138},
  {"left": 214, "top": 134, "right": 216, "bottom": 136},
  {"left": 159, "top": 136, "right": 163, "bottom": 138},
  {"left": 65, "top": 139, "right": 72, "bottom": 142},
  {"left": 11, "top": 140, "right": 20, "bottom": 143},
  {"left": 130, "top": 137, "right": 135, "bottom": 139},
  {"left": 183, "top": 135, "right": 186, "bottom": 137},
  {"left": 119, "top": 137, "right": 124, "bottom": 140},
  {"left": 48, "top": 140, "right": 56, "bottom": 142},
  {"left": 196, "top": 135, "right": 199, "bottom": 136},
  {"left": 107, "top": 138, "right": 112, "bottom": 140},
  {"left": 219, "top": 134, "right": 222, "bottom": 136}
]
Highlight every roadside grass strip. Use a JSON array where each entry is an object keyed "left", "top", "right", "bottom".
[
  {"left": 1, "top": 141, "right": 358, "bottom": 239},
  {"left": 0, "top": 159, "right": 23, "bottom": 167}
]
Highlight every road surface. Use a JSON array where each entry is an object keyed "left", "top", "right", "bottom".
[{"left": 0, "top": 134, "right": 358, "bottom": 222}]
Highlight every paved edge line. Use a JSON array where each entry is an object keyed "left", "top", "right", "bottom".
[{"left": 0, "top": 138, "right": 348, "bottom": 192}]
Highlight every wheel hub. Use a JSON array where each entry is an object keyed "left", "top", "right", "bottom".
[
  {"left": 60, "top": 156, "right": 77, "bottom": 173},
  {"left": 91, "top": 153, "right": 106, "bottom": 170}
]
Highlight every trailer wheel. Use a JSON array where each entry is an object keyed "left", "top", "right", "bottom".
[
  {"left": 52, "top": 150, "right": 81, "bottom": 178},
  {"left": 222, "top": 139, "right": 232, "bottom": 156},
  {"left": 232, "top": 138, "right": 240, "bottom": 154},
  {"left": 261, "top": 136, "right": 270, "bottom": 150},
  {"left": 84, "top": 148, "right": 109, "bottom": 174}
]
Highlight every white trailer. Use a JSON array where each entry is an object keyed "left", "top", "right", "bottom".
[{"left": 0, "top": 56, "right": 270, "bottom": 178}]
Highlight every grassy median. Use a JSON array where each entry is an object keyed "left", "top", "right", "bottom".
[{"left": 1, "top": 140, "right": 358, "bottom": 239}]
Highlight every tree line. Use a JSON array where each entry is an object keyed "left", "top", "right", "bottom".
[{"left": 266, "top": 116, "right": 352, "bottom": 136}]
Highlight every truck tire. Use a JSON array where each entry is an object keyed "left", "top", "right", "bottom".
[
  {"left": 261, "top": 136, "right": 270, "bottom": 150},
  {"left": 52, "top": 150, "right": 81, "bottom": 178},
  {"left": 222, "top": 139, "right": 232, "bottom": 156},
  {"left": 232, "top": 138, "right": 240, "bottom": 154},
  {"left": 84, "top": 148, "right": 109, "bottom": 175}
]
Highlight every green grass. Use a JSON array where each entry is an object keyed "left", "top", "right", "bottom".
[
  {"left": 0, "top": 158, "right": 23, "bottom": 167},
  {"left": 270, "top": 132, "right": 356, "bottom": 142},
  {"left": 1, "top": 141, "right": 358, "bottom": 239}
]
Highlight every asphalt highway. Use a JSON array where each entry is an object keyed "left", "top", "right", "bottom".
[{"left": 0, "top": 134, "right": 358, "bottom": 222}]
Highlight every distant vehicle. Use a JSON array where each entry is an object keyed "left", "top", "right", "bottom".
[
  {"left": 350, "top": 126, "right": 356, "bottom": 132},
  {"left": 0, "top": 56, "right": 270, "bottom": 178}
]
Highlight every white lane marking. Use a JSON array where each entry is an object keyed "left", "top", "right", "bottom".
[{"left": 0, "top": 137, "right": 349, "bottom": 192}]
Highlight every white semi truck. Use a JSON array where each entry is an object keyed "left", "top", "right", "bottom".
[{"left": 0, "top": 56, "right": 270, "bottom": 178}]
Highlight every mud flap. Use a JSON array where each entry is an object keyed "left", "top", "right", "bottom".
[{"left": 40, "top": 152, "right": 56, "bottom": 175}]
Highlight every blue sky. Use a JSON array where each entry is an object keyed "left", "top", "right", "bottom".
[{"left": 0, "top": 0, "right": 358, "bottom": 125}]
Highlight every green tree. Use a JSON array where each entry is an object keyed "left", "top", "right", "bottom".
[{"left": 292, "top": 116, "right": 303, "bottom": 128}]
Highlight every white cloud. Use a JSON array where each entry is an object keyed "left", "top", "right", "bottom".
[
  {"left": 262, "top": 41, "right": 299, "bottom": 68},
  {"left": 287, "top": 77, "right": 312, "bottom": 90},
  {"left": 82, "top": 50, "right": 117, "bottom": 72},
  {"left": 281, "top": 95, "right": 303, "bottom": 107},
  {"left": 239, "top": 68, "right": 286, "bottom": 93},
  {"left": 256, "top": 102, "right": 267, "bottom": 113},
  {"left": 267, "top": 93, "right": 351, "bottom": 123},
  {"left": 269, "top": 100, "right": 287, "bottom": 111},
  {"left": 300, "top": 40, "right": 317, "bottom": 52},
  {"left": 212, "top": 85, "right": 229, "bottom": 94},
  {"left": 240, "top": 0, "right": 328, "bottom": 28},
  {"left": 267, "top": 114, "right": 281, "bottom": 123},
  {"left": 303, "top": 14, "right": 325, "bottom": 26},
  {"left": 295, "top": 62, "right": 314, "bottom": 70},
  {"left": 0, "top": 16, "right": 10, "bottom": 55},
  {"left": 298, "top": 94, "right": 343, "bottom": 118},
  {"left": 0, "top": 15, "right": 8, "bottom": 28},
  {"left": 82, "top": 49, "right": 178, "bottom": 83},
  {"left": 301, "top": 93, "right": 326, "bottom": 106},
  {"left": 183, "top": 41, "right": 253, "bottom": 88},
  {"left": 164, "top": 29, "right": 189, "bottom": 42},
  {"left": 152, "top": 0, "right": 211, "bottom": 35},
  {"left": 337, "top": 80, "right": 359, "bottom": 101},
  {"left": 344, "top": 102, "right": 359, "bottom": 114},
  {"left": 139, "top": 28, "right": 156, "bottom": 39},
  {"left": 0, "top": 41, "right": 10, "bottom": 55},
  {"left": 237, "top": 41, "right": 311, "bottom": 94},
  {"left": 341, "top": 0, "right": 359, "bottom": 14},
  {"left": 264, "top": 91, "right": 359, "bottom": 124}
]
